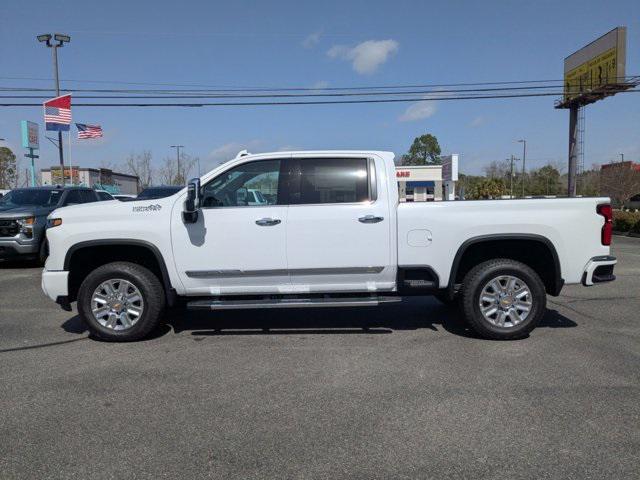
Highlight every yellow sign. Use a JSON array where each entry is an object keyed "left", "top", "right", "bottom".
[{"left": 564, "top": 48, "right": 618, "bottom": 101}]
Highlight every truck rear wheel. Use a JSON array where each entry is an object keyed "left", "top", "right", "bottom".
[
  {"left": 460, "top": 259, "right": 546, "bottom": 340},
  {"left": 77, "top": 261, "right": 165, "bottom": 341}
]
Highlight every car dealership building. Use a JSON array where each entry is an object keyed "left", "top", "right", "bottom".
[{"left": 396, "top": 154, "right": 458, "bottom": 202}]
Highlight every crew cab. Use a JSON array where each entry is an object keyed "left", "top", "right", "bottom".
[{"left": 41, "top": 151, "right": 616, "bottom": 341}]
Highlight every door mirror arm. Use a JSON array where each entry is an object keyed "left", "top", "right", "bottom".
[{"left": 183, "top": 178, "right": 201, "bottom": 223}]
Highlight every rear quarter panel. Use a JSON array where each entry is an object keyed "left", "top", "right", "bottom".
[{"left": 397, "top": 197, "right": 611, "bottom": 287}]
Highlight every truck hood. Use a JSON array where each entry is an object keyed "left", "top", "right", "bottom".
[
  {"left": 49, "top": 196, "right": 179, "bottom": 221},
  {"left": 0, "top": 205, "right": 54, "bottom": 219}
]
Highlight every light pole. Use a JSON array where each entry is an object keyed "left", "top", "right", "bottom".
[
  {"left": 518, "top": 139, "right": 526, "bottom": 197},
  {"left": 170, "top": 145, "right": 184, "bottom": 184},
  {"left": 37, "top": 33, "right": 70, "bottom": 184},
  {"left": 619, "top": 153, "right": 624, "bottom": 163},
  {"left": 509, "top": 155, "right": 520, "bottom": 199}
]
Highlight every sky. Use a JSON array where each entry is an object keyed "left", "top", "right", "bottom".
[{"left": 0, "top": 0, "right": 639, "bottom": 181}]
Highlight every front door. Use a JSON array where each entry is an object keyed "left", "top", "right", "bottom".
[
  {"left": 171, "top": 158, "right": 289, "bottom": 295},
  {"left": 285, "top": 155, "right": 394, "bottom": 292}
]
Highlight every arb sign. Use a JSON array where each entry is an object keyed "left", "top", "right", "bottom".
[{"left": 20, "top": 121, "right": 39, "bottom": 150}]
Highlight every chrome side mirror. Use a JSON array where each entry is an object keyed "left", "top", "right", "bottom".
[{"left": 183, "top": 178, "right": 201, "bottom": 223}]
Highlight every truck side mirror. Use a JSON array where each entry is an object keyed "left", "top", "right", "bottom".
[{"left": 183, "top": 178, "right": 201, "bottom": 223}]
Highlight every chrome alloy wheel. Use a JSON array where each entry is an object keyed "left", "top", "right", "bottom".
[
  {"left": 91, "top": 279, "right": 144, "bottom": 331},
  {"left": 478, "top": 275, "right": 532, "bottom": 328}
]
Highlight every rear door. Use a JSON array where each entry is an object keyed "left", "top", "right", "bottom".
[{"left": 285, "top": 155, "right": 394, "bottom": 292}]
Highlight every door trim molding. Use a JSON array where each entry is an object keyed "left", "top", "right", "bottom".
[{"left": 185, "top": 266, "right": 385, "bottom": 278}]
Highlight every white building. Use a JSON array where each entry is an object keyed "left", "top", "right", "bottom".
[
  {"left": 41, "top": 166, "right": 139, "bottom": 195},
  {"left": 396, "top": 154, "right": 458, "bottom": 202}
]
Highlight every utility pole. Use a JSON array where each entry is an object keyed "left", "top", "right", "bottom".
[
  {"left": 37, "top": 33, "right": 70, "bottom": 184},
  {"left": 508, "top": 155, "right": 517, "bottom": 199},
  {"left": 170, "top": 145, "right": 184, "bottom": 184},
  {"left": 518, "top": 139, "right": 527, "bottom": 197}
]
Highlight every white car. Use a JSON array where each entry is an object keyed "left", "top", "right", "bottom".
[
  {"left": 41, "top": 150, "right": 616, "bottom": 341},
  {"left": 0, "top": 189, "right": 10, "bottom": 198}
]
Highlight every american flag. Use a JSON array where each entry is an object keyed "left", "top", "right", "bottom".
[
  {"left": 76, "top": 123, "right": 103, "bottom": 139},
  {"left": 43, "top": 95, "right": 72, "bottom": 131}
]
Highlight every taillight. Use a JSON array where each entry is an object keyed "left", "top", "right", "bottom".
[{"left": 597, "top": 204, "right": 613, "bottom": 246}]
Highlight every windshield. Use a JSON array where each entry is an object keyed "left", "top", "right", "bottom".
[
  {"left": 0, "top": 189, "right": 62, "bottom": 207},
  {"left": 137, "top": 187, "right": 181, "bottom": 200}
]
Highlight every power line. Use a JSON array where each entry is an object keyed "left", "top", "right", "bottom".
[{"left": 2, "top": 90, "right": 638, "bottom": 107}]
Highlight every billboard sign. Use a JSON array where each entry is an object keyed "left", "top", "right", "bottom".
[
  {"left": 563, "top": 27, "right": 626, "bottom": 103},
  {"left": 441, "top": 154, "right": 459, "bottom": 182},
  {"left": 20, "top": 121, "right": 39, "bottom": 149}
]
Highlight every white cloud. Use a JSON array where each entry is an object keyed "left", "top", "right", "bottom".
[
  {"left": 327, "top": 39, "right": 399, "bottom": 74},
  {"left": 207, "top": 140, "right": 262, "bottom": 166},
  {"left": 469, "top": 116, "right": 486, "bottom": 127},
  {"left": 302, "top": 31, "right": 322, "bottom": 48},
  {"left": 311, "top": 80, "right": 329, "bottom": 90},
  {"left": 399, "top": 97, "right": 438, "bottom": 122}
]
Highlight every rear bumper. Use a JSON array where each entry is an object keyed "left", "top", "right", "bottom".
[
  {"left": 41, "top": 269, "right": 69, "bottom": 301},
  {"left": 582, "top": 255, "right": 617, "bottom": 286}
]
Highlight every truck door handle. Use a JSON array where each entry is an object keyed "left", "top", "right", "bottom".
[
  {"left": 358, "top": 215, "right": 384, "bottom": 224},
  {"left": 255, "top": 218, "right": 281, "bottom": 226}
]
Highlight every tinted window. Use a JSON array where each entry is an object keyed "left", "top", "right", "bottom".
[
  {"left": 290, "top": 158, "right": 369, "bottom": 204},
  {"left": 64, "top": 190, "right": 94, "bottom": 205},
  {"left": 0, "top": 189, "right": 62, "bottom": 207},
  {"left": 201, "top": 160, "right": 281, "bottom": 208},
  {"left": 97, "top": 191, "right": 113, "bottom": 201},
  {"left": 137, "top": 187, "right": 182, "bottom": 200}
]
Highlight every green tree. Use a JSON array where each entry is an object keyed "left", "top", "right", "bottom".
[
  {"left": 0, "top": 147, "right": 17, "bottom": 189},
  {"left": 401, "top": 133, "right": 442, "bottom": 166},
  {"left": 469, "top": 178, "right": 506, "bottom": 199},
  {"left": 528, "top": 165, "right": 561, "bottom": 196}
]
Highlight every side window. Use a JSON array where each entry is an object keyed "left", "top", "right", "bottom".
[
  {"left": 81, "top": 190, "right": 98, "bottom": 203},
  {"left": 291, "top": 158, "right": 370, "bottom": 205},
  {"left": 63, "top": 190, "right": 82, "bottom": 205},
  {"left": 201, "top": 160, "right": 281, "bottom": 208},
  {"left": 97, "top": 191, "right": 112, "bottom": 201}
]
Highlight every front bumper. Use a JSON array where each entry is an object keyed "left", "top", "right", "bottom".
[
  {"left": 41, "top": 269, "right": 69, "bottom": 302},
  {"left": 0, "top": 238, "right": 39, "bottom": 258},
  {"left": 582, "top": 255, "right": 617, "bottom": 286}
]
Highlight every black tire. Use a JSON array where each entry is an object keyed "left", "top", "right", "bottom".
[
  {"left": 77, "top": 261, "right": 165, "bottom": 341},
  {"left": 460, "top": 258, "right": 546, "bottom": 340},
  {"left": 38, "top": 238, "right": 49, "bottom": 265}
]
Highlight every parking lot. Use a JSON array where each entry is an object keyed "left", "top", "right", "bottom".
[{"left": 0, "top": 236, "right": 638, "bottom": 479}]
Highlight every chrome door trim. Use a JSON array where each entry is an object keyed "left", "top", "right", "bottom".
[{"left": 185, "top": 266, "right": 385, "bottom": 278}]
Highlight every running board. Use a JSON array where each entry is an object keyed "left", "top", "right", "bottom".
[{"left": 187, "top": 296, "right": 401, "bottom": 311}]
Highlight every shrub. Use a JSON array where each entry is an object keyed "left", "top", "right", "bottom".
[
  {"left": 630, "top": 219, "right": 640, "bottom": 236},
  {"left": 612, "top": 210, "right": 640, "bottom": 232}
]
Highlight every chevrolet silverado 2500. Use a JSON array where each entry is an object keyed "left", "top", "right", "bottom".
[{"left": 41, "top": 151, "right": 616, "bottom": 341}]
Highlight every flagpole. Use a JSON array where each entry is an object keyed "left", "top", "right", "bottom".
[{"left": 68, "top": 130, "right": 72, "bottom": 185}]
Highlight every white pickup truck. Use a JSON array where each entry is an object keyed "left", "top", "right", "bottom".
[{"left": 41, "top": 150, "right": 616, "bottom": 341}]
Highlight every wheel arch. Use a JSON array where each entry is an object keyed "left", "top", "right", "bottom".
[
  {"left": 449, "top": 234, "right": 563, "bottom": 296},
  {"left": 64, "top": 239, "right": 176, "bottom": 305}
]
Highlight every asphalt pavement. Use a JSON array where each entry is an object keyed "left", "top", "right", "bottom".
[{"left": 1, "top": 237, "right": 639, "bottom": 479}]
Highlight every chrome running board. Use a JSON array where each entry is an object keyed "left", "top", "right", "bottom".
[{"left": 186, "top": 296, "right": 401, "bottom": 311}]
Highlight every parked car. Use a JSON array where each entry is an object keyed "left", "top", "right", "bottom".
[
  {"left": 112, "top": 194, "right": 136, "bottom": 201},
  {"left": 95, "top": 190, "right": 115, "bottom": 201},
  {"left": 42, "top": 150, "right": 616, "bottom": 341},
  {"left": 0, "top": 189, "right": 10, "bottom": 198},
  {"left": 134, "top": 186, "right": 183, "bottom": 200},
  {"left": 0, "top": 186, "right": 101, "bottom": 262}
]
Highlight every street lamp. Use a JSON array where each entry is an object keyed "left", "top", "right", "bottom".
[
  {"left": 37, "top": 32, "right": 71, "bottom": 183},
  {"left": 518, "top": 139, "right": 527, "bottom": 197}
]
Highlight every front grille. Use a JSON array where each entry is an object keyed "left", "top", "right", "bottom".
[{"left": 0, "top": 219, "right": 19, "bottom": 237}]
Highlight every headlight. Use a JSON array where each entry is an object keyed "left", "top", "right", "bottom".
[
  {"left": 16, "top": 217, "right": 35, "bottom": 236},
  {"left": 47, "top": 218, "right": 62, "bottom": 228}
]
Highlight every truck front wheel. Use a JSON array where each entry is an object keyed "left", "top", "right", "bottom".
[
  {"left": 460, "top": 259, "right": 546, "bottom": 340},
  {"left": 77, "top": 261, "right": 165, "bottom": 341}
]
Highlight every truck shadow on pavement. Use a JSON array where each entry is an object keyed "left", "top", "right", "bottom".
[{"left": 61, "top": 298, "right": 577, "bottom": 341}]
